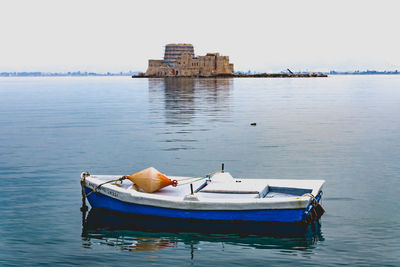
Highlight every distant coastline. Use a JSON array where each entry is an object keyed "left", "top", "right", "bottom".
[
  {"left": 1, "top": 70, "right": 399, "bottom": 77},
  {"left": 0, "top": 71, "right": 139, "bottom": 77},
  {"left": 329, "top": 70, "right": 399, "bottom": 75}
]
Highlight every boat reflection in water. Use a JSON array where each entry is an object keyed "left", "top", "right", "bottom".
[{"left": 81, "top": 208, "right": 324, "bottom": 253}]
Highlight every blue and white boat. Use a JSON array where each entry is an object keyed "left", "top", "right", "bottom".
[{"left": 81, "top": 171, "right": 325, "bottom": 225}]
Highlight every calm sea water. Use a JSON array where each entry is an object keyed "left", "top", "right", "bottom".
[{"left": 0, "top": 76, "right": 399, "bottom": 266}]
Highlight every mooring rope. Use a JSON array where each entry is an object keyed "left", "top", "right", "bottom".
[
  {"left": 85, "top": 176, "right": 128, "bottom": 197},
  {"left": 303, "top": 192, "right": 315, "bottom": 200},
  {"left": 175, "top": 171, "right": 220, "bottom": 186},
  {"left": 81, "top": 171, "right": 220, "bottom": 198}
]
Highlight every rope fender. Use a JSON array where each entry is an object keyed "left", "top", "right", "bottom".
[
  {"left": 303, "top": 191, "right": 325, "bottom": 224},
  {"left": 80, "top": 172, "right": 90, "bottom": 212}
]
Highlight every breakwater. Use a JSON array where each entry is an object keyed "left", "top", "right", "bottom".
[{"left": 132, "top": 72, "right": 328, "bottom": 78}]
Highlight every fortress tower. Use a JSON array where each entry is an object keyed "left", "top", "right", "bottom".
[{"left": 164, "top": 44, "right": 194, "bottom": 65}]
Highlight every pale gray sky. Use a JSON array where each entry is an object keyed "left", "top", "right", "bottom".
[{"left": 1, "top": 0, "right": 399, "bottom": 72}]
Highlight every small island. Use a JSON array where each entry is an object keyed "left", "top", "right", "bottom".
[{"left": 133, "top": 43, "right": 327, "bottom": 78}]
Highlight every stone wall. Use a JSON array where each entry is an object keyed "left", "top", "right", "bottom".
[{"left": 145, "top": 60, "right": 173, "bottom": 76}]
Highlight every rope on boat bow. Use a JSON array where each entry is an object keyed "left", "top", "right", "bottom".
[
  {"left": 85, "top": 176, "right": 128, "bottom": 197},
  {"left": 80, "top": 170, "right": 221, "bottom": 201}
]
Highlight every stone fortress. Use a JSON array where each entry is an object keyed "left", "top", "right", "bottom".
[{"left": 145, "top": 44, "right": 234, "bottom": 77}]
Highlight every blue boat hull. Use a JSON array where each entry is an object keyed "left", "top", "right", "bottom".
[
  {"left": 85, "top": 187, "right": 309, "bottom": 223},
  {"left": 83, "top": 208, "right": 323, "bottom": 237}
]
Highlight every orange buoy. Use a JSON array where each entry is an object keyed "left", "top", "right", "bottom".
[{"left": 126, "top": 167, "right": 177, "bottom": 193}]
